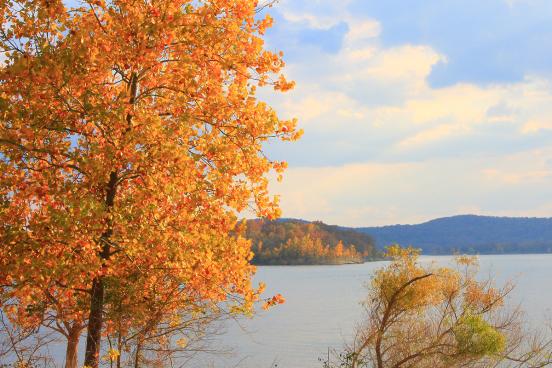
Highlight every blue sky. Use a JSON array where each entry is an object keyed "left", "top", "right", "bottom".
[{"left": 260, "top": 0, "right": 552, "bottom": 226}]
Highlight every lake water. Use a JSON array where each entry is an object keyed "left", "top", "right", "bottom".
[
  {"left": 200, "top": 254, "right": 552, "bottom": 368},
  {"left": 23, "top": 254, "right": 552, "bottom": 367}
]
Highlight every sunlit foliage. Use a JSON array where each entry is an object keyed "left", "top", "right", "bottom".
[
  {"left": 323, "top": 246, "right": 552, "bottom": 368},
  {"left": 246, "top": 220, "right": 377, "bottom": 265},
  {"left": 0, "top": 0, "right": 300, "bottom": 367}
]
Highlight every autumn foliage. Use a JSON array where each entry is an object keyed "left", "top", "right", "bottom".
[
  {"left": 0, "top": 0, "right": 300, "bottom": 367},
  {"left": 324, "top": 246, "right": 552, "bottom": 368},
  {"left": 246, "top": 220, "right": 378, "bottom": 265}
]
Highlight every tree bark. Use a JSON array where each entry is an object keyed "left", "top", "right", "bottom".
[
  {"left": 84, "top": 172, "right": 118, "bottom": 368},
  {"left": 134, "top": 337, "right": 143, "bottom": 368},
  {"left": 64, "top": 324, "right": 82, "bottom": 368},
  {"left": 84, "top": 73, "right": 137, "bottom": 368},
  {"left": 84, "top": 277, "right": 105, "bottom": 367}
]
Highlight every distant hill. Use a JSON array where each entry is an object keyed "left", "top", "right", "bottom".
[
  {"left": 356, "top": 215, "right": 552, "bottom": 254},
  {"left": 245, "top": 219, "right": 378, "bottom": 265}
]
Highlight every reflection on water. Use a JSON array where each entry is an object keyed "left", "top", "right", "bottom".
[{"left": 202, "top": 255, "right": 552, "bottom": 368}]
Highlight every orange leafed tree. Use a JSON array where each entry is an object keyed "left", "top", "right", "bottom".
[
  {"left": 0, "top": 0, "right": 300, "bottom": 367},
  {"left": 324, "top": 246, "right": 552, "bottom": 368}
]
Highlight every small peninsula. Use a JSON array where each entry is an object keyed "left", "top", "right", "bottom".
[{"left": 246, "top": 219, "right": 378, "bottom": 265}]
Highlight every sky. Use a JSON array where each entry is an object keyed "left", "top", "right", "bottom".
[{"left": 259, "top": 0, "right": 552, "bottom": 227}]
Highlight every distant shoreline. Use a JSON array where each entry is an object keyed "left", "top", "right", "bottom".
[
  {"left": 252, "top": 256, "right": 386, "bottom": 266},
  {"left": 252, "top": 252, "right": 552, "bottom": 266},
  {"left": 419, "top": 252, "right": 552, "bottom": 256}
]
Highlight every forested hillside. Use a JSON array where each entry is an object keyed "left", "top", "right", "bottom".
[
  {"left": 357, "top": 215, "right": 552, "bottom": 254},
  {"left": 246, "top": 220, "right": 378, "bottom": 265}
]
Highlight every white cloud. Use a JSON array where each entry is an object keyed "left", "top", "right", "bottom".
[
  {"left": 277, "top": 0, "right": 353, "bottom": 29},
  {"left": 279, "top": 89, "right": 356, "bottom": 124},
  {"left": 343, "top": 19, "right": 381, "bottom": 49},
  {"left": 273, "top": 37, "right": 552, "bottom": 155},
  {"left": 271, "top": 149, "right": 552, "bottom": 226},
  {"left": 521, "top": 119, "right": 552, "bottom": 134},
  {"left": 262, "top": 5, "right": 552, "bottom": 225},
  {"left": 396, "top": 123, "right": 470, "bottom": 149}
]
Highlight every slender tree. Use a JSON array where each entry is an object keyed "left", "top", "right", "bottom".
[
  {"left": 323, "top": 246, "right": 552, "bottom": 368},
  {"left": 0, "top": 0, "right": 300, "bottom": 367}
]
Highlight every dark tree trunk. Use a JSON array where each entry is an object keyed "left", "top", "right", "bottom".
[
  {"left": 84, "top": 74, "right": 137, "bottom": 368},
  {"left": 84, "top": 172, "right": 118, "bottom": 368},
  {"left": 83, "top": 277, "right": 105, "bottom": 367}
]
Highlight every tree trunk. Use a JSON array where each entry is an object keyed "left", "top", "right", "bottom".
[
  {"left": 84, "top": 172, "right": 118, "bottom": 368},
  {"left": 116, "top": 331, "right": 122, "bottom": 368},
  {"left": 64, "top": 324, "right": 82, "bottom": 368},
  {"left": 84, "top": 73, "right": 136, "bottom": 368},
  {"left": 84, "top": 277, "right": 105, "bottom": 367},
  {"left": 134, "top": 338, "right": 143, "bottom": 368}
]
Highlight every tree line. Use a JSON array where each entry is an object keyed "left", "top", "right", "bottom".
[
  {"left": 359, "top": 215, "right": 552, "bottom": 254},
  {"left": 245, "top": 220, "right": 378, "bottom": 265}
]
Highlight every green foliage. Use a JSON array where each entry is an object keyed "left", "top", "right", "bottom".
[
  {"left": 322, "top": 246, "right": 533, "bottom": 368},
  {"left": 320, "top": 350, "right": 369, "bottom": 368},
  {"left": 454, "top": 314, "right": 506, "bottom": 357}
]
